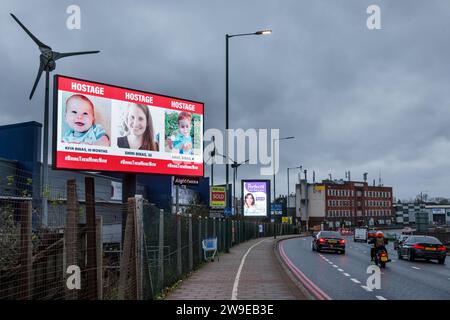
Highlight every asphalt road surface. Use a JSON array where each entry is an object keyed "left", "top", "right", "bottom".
[{"left": 281, "top": 231, "right": 450, "bottom": 300}]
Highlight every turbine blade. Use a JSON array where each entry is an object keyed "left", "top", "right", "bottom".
[
  {"left": 54, "top": 50, "right": 100, "bottom": 60},
  {"left": 29, "top": 63, "right": 44, "bottom": 100},
  {"left": 10, "top": 13, "right": 50, "bottom": 49}
]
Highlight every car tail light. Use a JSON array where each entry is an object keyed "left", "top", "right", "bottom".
[
  {"left": 380, "top": 252, "right": 387, "bottom": 256},
  {"left": 339, "top": 239, "right": 345, "bottom": 244},
  {"left": 437, "top": 246, "right": 446, "bottom": 251},
  {"left": 319, "top": 238, "right": 325, "bottom": 243},
  {"left": 413, "top": 244, "right": 425, "bottom": 250}
]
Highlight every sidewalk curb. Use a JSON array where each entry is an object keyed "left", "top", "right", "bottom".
[{"left": 273, "top": 235, "right": 316, "bottom": 300}]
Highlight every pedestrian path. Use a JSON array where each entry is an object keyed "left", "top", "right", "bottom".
[{"left": 165, "top": 236, "right": 307, "bottom": 300}]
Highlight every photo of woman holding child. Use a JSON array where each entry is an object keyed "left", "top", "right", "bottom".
[
  {"left": 62, "top": 93, "right": 110, "bottom": 146},
  {"left": 117, "top": 103, "right": 159, "bottom": 151}
]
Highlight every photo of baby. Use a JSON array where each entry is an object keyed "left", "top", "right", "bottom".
[
  {"left": 165, "top": 111, "right": 201, "bottom": 155},
  {"left": 61, "top": 93, "right": 110, "bottom": 146}
]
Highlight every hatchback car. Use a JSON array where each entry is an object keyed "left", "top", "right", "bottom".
[
  {"left": 397, "top": 236, "right": 446, "bottom": 264},
  {"left": 312, "top": 231, "right": 346, "bottom": 254}
]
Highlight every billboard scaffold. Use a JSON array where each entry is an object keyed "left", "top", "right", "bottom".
[{"left": 53, "top": 75, "right": 204, "bottom": 176}]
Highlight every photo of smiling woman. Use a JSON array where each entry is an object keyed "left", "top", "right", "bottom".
[
  {"left": 117, "top": 103, "right": 159, "bottom": 151},
  {"left": 244, "top": 193, "right": 258, "bottom": 215}
]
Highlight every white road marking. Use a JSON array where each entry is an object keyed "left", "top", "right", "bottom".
[
  {"left": 351, "top": 278, "right": 361, "bottom": 284},
  {"left": 363, "top": 251, "right": 367, "bottom": 254},
  {"left": 337, "top": 268, "right": 344, "bottom": 272},
  {"left": 328, "top": 261, "right": 333, "bottom": 264},
  {"left": 376, "top": 296, "right": 387, "bottom": 300},
  {"left": 412, "top": 266, "right": 421, "bottom": 270},
  {"left": 332, "top": 265, "right": 338, "bottom": 268},
  {"left": 361, "top": 286, "right": 373, "bottom": 292},
  {"left": 343, "top": 273, "right": 351, "bottom": 277},
  {"left": 231, "top": 239, "right": 266, "bottom": 300}
]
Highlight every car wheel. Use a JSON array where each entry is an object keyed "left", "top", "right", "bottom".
[
  {"left": 311, "top": 243, "right": 315, "bottom": 251},
  {"left": 341, "top": 250, "right": 346, "bottom": 255},
  {"left": 409, "top": 250, "right": 415, "bottom": 262},
  {"left": 438, "top": 257, "right": 445, "bottom": 265},
  {"left": 397, "top": 250, "right": 403, "bottom": 260},
  {"left": 380, "top": 261, "right": 386, "bottom": 268}
]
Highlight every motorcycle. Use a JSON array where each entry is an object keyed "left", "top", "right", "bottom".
[{"left": 374, "top": 248, "right": 390, "bottom": 268}]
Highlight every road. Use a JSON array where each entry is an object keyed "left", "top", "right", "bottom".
[{"left": 280, "top": 231, "right": 450, "bottom": 300}]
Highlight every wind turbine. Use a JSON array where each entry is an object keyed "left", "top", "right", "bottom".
[
  {"left": 205, "top": 136, "right": 218, "bottom": 187},
  {"left": 11, "top": 13, "right": 100, "bottom": 226}
]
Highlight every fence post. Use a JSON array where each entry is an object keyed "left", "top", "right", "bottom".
[
  {"left": 85, "top": 177, "right": 97, "bottom": 300},
  {"left": 177, "top": 213, "right": 182, "bottom": 277},
  {"left": 96, "top": 216, "right": 103, "bottom": 300},
  {"left": 118, "top": 198, "right": 136, "bottom": 299},
  {"left": 19, "top": 201, "right": 32, "bottom": 300},
  {"left": 65, "top": 179, "right": 79, "bottom": 300},
  {"left": 188, "top": 214, "right": 193, "bottom": 271},
  {"left": 198, "top": 216, "right": 202, "bottom": 260},
  {"left": 158, "top": 209, "right": 164, "bottom": 292},
  {"left": 135, "top": 195, "right": 144, "bottom": 300},
  {"left": 213, "top": 217, "right": 216, "bottom": 238},
  {"left": 205, "top": 216, "right": 208, "bottom": 238}
]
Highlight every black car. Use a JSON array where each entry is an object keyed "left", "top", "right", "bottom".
[
  {"left": 393, "top": 235, "right": 409, "bottom": 250},
  {"left": 312, "top": 231, "right": 346, "bottom": 254},
  {"left": 397, "top": 236, "right": 447, "bottom": 264}
]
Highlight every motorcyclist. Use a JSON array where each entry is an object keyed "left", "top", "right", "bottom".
[{"left": 370, "top": 231, "right": 387, "bottom": 261}]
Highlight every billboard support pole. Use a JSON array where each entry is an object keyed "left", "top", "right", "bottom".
[{"left": 122, "top": 174, "right": 136, "bottom": 244}]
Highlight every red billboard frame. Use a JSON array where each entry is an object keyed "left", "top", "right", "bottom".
[{"left": 52, "top": 75, "right": 204, "bottom": 177}]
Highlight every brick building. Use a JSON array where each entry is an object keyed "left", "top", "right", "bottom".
[{"left": 296, "top": 179, "right": 394, "bottom": 230}]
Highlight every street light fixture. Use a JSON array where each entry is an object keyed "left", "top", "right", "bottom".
[
  {"left": 225, "top": 29, "right": 271, "bottom": 210},
  {"left": 272, "top": 136, "right": 295, "bottom": 201}
]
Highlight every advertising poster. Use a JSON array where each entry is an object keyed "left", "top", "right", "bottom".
[
  {"left": 53, "top": 75, "right": 204, "bottom": 176},
  {"left": 210, "top": 186, "right": 226, "bottom": 208},
  {"left": 241, "top": 180, "right": 270, "bottom": 217}
]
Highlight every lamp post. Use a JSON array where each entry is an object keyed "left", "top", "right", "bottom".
[
  {"left": 225, "top": 29, "right": 271, "bottom": 209},
  {"left": 272, "top": 136, "right": 294, "bottom": 201}
]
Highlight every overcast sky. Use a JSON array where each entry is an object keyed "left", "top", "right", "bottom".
[{"left": 2, "top": 0, "right": 450, "bottom": 200}]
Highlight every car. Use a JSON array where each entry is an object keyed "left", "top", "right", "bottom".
[
  {"left": 312, "top": 231, "right": 346, "bottom": 254},
  {"left": 397, "top": 235, "right": 447, "bottom": 264},
  {"left": 393, "top": 234, "right": 409, "bottom": 250}
]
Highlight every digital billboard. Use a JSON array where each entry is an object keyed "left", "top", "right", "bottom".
[
  {"left": 241, "top": 180, "right": 270, "bottom": 217},
  {"left": 53, "top": 75, "right": 204, "bottom": 176}
]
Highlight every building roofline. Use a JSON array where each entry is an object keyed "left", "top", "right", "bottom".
[{"left": 0, "top": 121, "right": 42, "bottom": 130}]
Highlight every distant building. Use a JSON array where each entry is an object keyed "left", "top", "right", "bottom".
[
  {"left": 394, "top": 203, "right": 424, "bottom": 225},
  {"left": 425, "top": 205, "right": 450, "bottom": 225},
  {"left": 296, "top": 179, "right": 394, "bottom": 230}
]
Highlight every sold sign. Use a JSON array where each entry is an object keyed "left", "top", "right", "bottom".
[{"left": 210, "top": 186, "right": 226, "bottom": 208}]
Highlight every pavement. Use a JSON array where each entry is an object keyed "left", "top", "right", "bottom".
[
  {"left": 165, "top": 235, "right": 308, "bottom": 300},
  {"left": 281, "top": 232, "right": 450, "bottom": 300}
]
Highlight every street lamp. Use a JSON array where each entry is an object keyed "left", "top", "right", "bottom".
[
  {"left": 225, "top": 29, "right": 271, "bottom": 210},
  {"left": 272, "top": 136, "right": 294, "bottom": 201}
]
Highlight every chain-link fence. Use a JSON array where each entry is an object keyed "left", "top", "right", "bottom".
[{"left": 0, "top": 162, "right": 297, "bottom": 300}]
